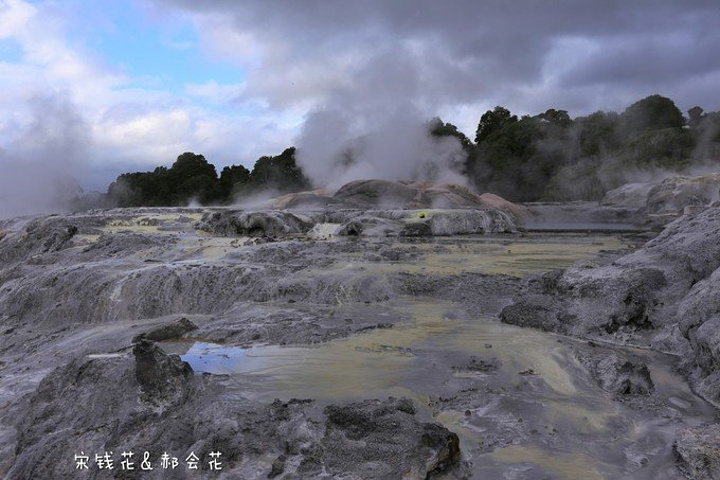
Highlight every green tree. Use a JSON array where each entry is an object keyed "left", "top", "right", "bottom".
[
  {"left": 537, "top": 109, "right": 572, "bottom": 128},
  {"left": 428, "top": 117, "right": 473, "bottom": 155},
  {"left": 575, "top": 111, "right": 621, "bottom": 157},
  {"left": 475, "top": 106, "right": 518, "bottom": 144},
  {"left": 621, "top": 94, "right": 685, "bottom": 136},
  {"left": 167, "top": 152, "right": 221, "bottom": 204},
  {"left": 220, "top": 164, "right": 251, "bottom": 199},
  {"left": 249, "top": 147, "right": 310, "bottom": 192}
]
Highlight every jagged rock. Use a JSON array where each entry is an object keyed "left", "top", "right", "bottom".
[
  {"left": 674, "top": 423, "right": 720, "bottom": 480},
  {"left": 132, "top": 317, "right": 198, "bottom": 343},
  {"left": 320, "top": 397, "right": 460, "bottom": 478},
  {"left": 133, "top": 339, "right": 193, "bottom": 404},
  {"left": 677, "top": 269, "right": 720, "bottom": 400},
  {"left": 599, "top": 174, "right": 720, "bottom": 215},
  {"left": 693, "top": 317, "right": 720, "bottom": 374},
  {"left": 197, "top": 210, "right": 314, "bottom": 236},
  {"left": 497, "top": 207, "right": 720, "bottom": 408},
  {"left": 587, "top": 355, "right": 654, "bottom": 395},
  {"left": 646, "top": 174, "right": 720, "bottom": 214}
]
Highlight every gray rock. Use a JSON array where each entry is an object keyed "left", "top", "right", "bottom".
[
  {"left": 320, "top": 397, "right": 460, "bottom": 478},
  {"left": 499, "top": 295, "right": 566, "bottom": 333},
  {"left": 427, "top": 209, "right": 516, "bottom": 235},
  {"left": 646, "top": 174, "right": 720, "bottom": 214},
  {"left": 591, "top": 355, "right": 654, "bottom": 395},
  {"left": 8, "top": 351, "right": 460, "bottom": 479},
  {"left": 336, "top": 209, "right": 517, "bottom": 237},
  {"left": 501, "top": 207, "right": 720, "bottom": 405},
  {"left": 674, "top": 423, "right": 720, "bottom": 480},
  {"left": 198, "top": 210, "right": 314, "bottom": 236},
  {"left": 694, "top": 317, "right": 720, "bottom": 374},
  {"left": 601, "top": 182, "right": 655, "bottom": 209},
  {"left": 331, "top": 179, "right": 419, "bottom": 209},
  {"left": 133, "top": 339, "right": 193, "bottom": 405},
  {"left": 132, "top": 316, "right": 198, "bottom": 343}
]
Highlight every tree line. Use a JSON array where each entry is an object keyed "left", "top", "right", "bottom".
[
  {"left": 107, "top": 147, "right": 310, "bottom": 207},
  {"left": 107, "top": 94, "right": 720, "bottom": 206}
]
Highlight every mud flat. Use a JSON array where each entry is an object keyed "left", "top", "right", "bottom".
[{"left": 0, "top": 205, "right": 718, "bottom": 479}]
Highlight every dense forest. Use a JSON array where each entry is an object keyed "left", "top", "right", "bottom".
[
  {"left": 107, "top": 147, "right": 310, "bottom": 207},
  {"left": 106, "top": 94, "right": 720, "bottom": 206}
]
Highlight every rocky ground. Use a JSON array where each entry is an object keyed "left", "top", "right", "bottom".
[{"left": 1, "top": 181, "right": 719, "bottom": 479}]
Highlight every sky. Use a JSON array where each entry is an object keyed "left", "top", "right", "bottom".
[{"left": 1, "top": 0, "right": 719, "bottom": 212}]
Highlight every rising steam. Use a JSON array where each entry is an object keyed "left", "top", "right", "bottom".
[{"left": 0, "top": 91, "right": 88, "bottom": 219}]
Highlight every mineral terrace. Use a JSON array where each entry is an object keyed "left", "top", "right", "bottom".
[{"left": 1, "top": 178, "right": 719, "bottom": 479}]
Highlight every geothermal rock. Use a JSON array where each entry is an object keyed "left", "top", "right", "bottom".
[
  {"left": 426, "top": 209, "right": 516, "bottom": 235},
  {"left": 331, "top": 179, "right": 419, "bottom": 208},
  {"left": 478, "top": 192, "right": 531, "bottom": 219},
  {"left": 197, "top": 210, "right": 314, "bottom": 236},
  {"left": 674, "top": 423, "right": 720, "bottom": 480},
  {"left": 271, "top": 189, "right": 332, "bottom": 209},
  {"left": 336, "top": 214, "right": 405, "bottom": 237},
  {"left": 133, "top": 339, "right": 193, "bottom": 404},
  {"left": 132, "top": 316, "right": 198, "bottom": 343},
  {"left": 588, "top": 355, "right": 654, "bottom": 395},
  {"left": 646, "top": 174, "right": 720, "bottom": 214},
  {"left": 336, "top": 209, "right": 517, "bottom": 237},
  {"left": 599, "top": 174, "right": 720, "bottom": 215},
  {"left": 499, "top": 295, "right": 565, "bottom": 333},
  {"left": 271, "top": 178, "right": 529, "bottom": 217},
  {"left": 501, "top": 207, "right": 720, "bottom": 404},
  {"left": 600, "top": 182, "right": 656, "bottom": 209},
  {"left": 319, "top": 397, "right": 460, "bottom": 478},
  {"left": 9, "top": 351, "right": 460, "bottom": 480}
]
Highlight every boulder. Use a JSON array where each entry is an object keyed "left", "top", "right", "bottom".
[
  {"left": 646, "top": 174, "right": 720, "bottom": 214},
  {"left": 133, "top": 339, "right": 193, "bottom": 405}
]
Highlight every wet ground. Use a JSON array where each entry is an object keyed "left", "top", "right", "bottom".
[
  {"left": 160, "top": 295, "right": 715, "bottom": 479},
  {"left": 1, "top": 208, "right": 717, "bottom": 478}
]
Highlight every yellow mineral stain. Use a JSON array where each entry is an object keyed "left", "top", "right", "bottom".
[{"left": 366, "top": 234, "right": 627, "bottom": 277}]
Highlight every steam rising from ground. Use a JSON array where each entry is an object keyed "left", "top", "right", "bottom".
[
  {"left": 0, "top": 92, "right": 88, "bottom": 219},
  {"left": 292, "top": 45, "right": 470, "bottom": 189},
  {"left": 296, "top": 109, "right": 468, "bottom": 189}
]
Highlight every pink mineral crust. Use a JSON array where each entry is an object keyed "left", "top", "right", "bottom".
[{"left": 267, "top": 179, "right": 528, "bottom": 219}]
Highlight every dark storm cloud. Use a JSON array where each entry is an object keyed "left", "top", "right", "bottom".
[
  {"left": 153, "top": 0, "right": 720, "bottom": 187},
  {"left": 156, "top": 0, "right": 720, "bottom": 114}
]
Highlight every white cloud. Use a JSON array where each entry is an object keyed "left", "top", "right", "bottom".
[
  {"left": 184, "top": 80, "right": 246, "bottom": 104},
  {"left": 0, "top": 0, "right": 302, "bottom": 205}
]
